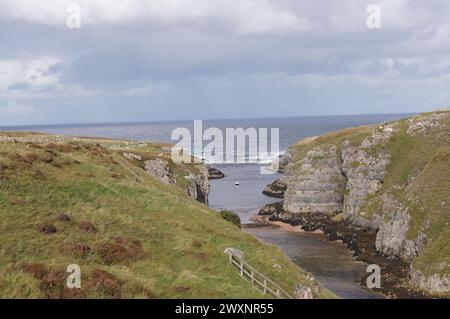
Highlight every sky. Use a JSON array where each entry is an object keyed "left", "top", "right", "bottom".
[{"left": 0, "top": 0, "right": 449, "bottom": 126}]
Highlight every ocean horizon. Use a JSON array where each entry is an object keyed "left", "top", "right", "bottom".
[
  {"left": 0, "top": 112, "right": 414, "bottom": 130},
  {"left": 0, "top": 113, "right": 414, "bottom": 165}
]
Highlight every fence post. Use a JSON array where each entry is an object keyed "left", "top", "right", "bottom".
[{"left": 225, "top": 249, "right": 293, "bottom": 299}]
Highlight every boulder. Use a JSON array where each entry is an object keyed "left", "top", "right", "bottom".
[
  {"left": 258, "top": 202, "right": 283, "bottom": 216},
  {"left": 206, "top": 165, "right": 225, "bottom": 179},
  {"left": 262, "top": 179, "right": 287, "bottom": 198},
  {"left": 293, "top": 284, "right": 314, "bottom": 299}
]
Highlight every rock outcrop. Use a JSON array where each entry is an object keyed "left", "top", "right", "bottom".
[
  {"left": 126, "top": 154, "right": 210, "bottom": 204},
  {"left": 265, "top": 150, "right": 293, "bottom": 173},
  {"left": 143, "top": 159, "right": 176, "bottom": 185},
  {"left": 185, "top": 165, "right": 210, "bottom": 204},
  {"left": 206, "top": 165, "right": 225, "bottom": 179},
  {"left": 410, "top": 266, "right": 450, "bottom": 295},
  {"left": 293, "top": 284, "right": 314, "bottom": 299},
  {"left": 374, "top": 195, "right": 427, "bottom": 260},
  {"left": 276, "top": 151, "right": 293, "bottom": 173},
  {"left": 262, "top": 179, "right": 287, "bottom": 198},
  {"left": 258, "top": 202, "right": 283, "bottom": 216},
  {"left": 283, "top": 145, "right": 346, "bottom": 215},
  {"left": 340, "top": 127, "right": 392, "bottom": 224}
]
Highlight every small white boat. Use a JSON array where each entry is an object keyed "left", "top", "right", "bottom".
[{"left": 234, "top": 182, "right": 240, "bottom": 186}]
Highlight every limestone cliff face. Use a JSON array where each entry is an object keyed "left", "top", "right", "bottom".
[
  {"left": 266, "top": 111, "right": 450, "bottom": 295},
  {"left": 410, "top": 266, "right": 450, "bottom": 294},
  {"left": 184, "top": 165, "right": 210, "bottom": 205},
  {"left": 143, "top": 159, "right": 177, "bottom": 185},
  {"left": 283, "top": 145, "right": 346, "bottom": 215},
  {"left": 277, "top": 150, "right": 293, "bottom": 173},
  {"left": 340, "top": 128, "right": 392, "bottom": 225},
  {"left": 374, "top": 195, "right": 427, "bottom": 260}
]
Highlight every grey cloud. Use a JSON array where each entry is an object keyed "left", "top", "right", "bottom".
[{"left": 0, "top": 0, "right": 449, "bottom": 125}]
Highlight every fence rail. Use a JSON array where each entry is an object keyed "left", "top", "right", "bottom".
[{"left": 225, "top": 248, "right": 293, "bottom": 299}]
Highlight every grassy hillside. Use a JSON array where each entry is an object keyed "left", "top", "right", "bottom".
[{"left": 0, "top": 132, "right": 333, "bottom": 298}]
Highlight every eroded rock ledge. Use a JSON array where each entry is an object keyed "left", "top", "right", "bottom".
[
  {"left": 262, "top": 179, "right": 287, "bottom": 198},
  {"left": 206, "top": 165, "right": 225, "bottom": 179}
]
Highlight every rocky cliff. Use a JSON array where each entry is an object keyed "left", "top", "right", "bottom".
[
  {"left": 124, "top": 152, "right": 211, "bottom": 205},
  {"left": 283, "top": 145, "right": 346, "bottom": 214},
  {"left": 262, "top": 111, "right": 450, "bottom": 296},
  {"left": 184, "top": 165, "right": 210, "bottom": 205}
]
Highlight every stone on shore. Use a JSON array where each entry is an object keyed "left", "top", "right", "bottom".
[
  {"left": 262, "top": 179, "right": 287, "bottom": 198},
  {"left": 206, "top": 165, "right": 225, "bottom": 179}
]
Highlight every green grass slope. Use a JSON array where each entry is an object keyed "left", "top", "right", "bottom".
[{"left": 0, "top": 133, "right": 333, "bottom": 299}]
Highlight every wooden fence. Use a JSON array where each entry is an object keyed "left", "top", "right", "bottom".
[{"left": 225, "top": 248, "right": 293, "bottom": 299}]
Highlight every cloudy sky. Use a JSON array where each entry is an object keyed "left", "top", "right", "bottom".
[{"left": 0, "top": 0, "right": 449, "bottom": 125}]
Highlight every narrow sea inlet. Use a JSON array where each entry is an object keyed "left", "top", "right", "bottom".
[{"left": 209, "top": 164, "right": 382, "bottom": 299}]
